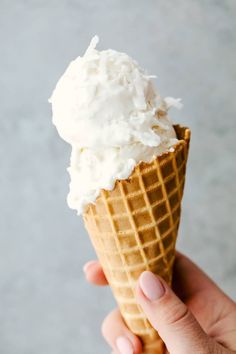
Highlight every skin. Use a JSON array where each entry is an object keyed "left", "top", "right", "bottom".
[{"left": 83, "top": 253, "right": 236, "bottom": 354}]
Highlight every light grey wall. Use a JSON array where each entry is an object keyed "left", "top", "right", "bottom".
[{"left": 0, "top": 1, "right": 236, "bottom": 353}]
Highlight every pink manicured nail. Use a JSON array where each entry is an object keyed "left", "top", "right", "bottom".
[
  {"left": 116, "top": 336, "right": 134, "bottom": 354},
  {"left": 83, "top": 260, "right": 97, "bottom": 273},
  {"left": 139, "top": 271, "right": 165, "bottom": 301}
]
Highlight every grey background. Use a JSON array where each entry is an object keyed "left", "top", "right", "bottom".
[{"left": 0, "top": 1, "right": 236, "bottom": 353}]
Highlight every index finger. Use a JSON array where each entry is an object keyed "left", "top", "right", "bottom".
[{"left": 83, "top": 260, "right": 108, "bottom": 286}]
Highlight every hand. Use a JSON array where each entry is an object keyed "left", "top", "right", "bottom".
[{"left": 83, "top": 253, "right": 236, "bottom": 354}]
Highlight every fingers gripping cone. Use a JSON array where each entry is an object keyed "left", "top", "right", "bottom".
[{"left": 83, "top": 125, "right": 190, "bottom": 354}]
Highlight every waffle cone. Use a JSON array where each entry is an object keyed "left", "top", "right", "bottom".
[{"left": 83, "top": 125, "right": 190, "bottom": 353}]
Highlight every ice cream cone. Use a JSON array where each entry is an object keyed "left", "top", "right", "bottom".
[{"left": 83, "top": 125, "right": 190, "bottom": 354}]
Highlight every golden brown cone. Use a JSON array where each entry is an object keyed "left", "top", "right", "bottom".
[{"left": 83, "top": 125, "right": 191, "bottom": 354}]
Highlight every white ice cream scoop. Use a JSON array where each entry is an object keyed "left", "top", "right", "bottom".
[{"left": 49, "top": 36, "right": 182, "bottom": 214}]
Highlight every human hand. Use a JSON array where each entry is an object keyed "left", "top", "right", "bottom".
[{"left": 83, "top": 253, "right": 236, "bottom": 354}]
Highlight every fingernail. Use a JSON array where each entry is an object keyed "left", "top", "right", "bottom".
[
  {"left": 139, "top": 271, "right": 165, "bottom": 301},
  {"left": 116, "top": 336, "right": 134, "bottom": 354},
  {"left": 83, "top": 260, "right": 97, "bottom": 273}
]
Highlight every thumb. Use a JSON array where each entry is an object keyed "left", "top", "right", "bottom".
[{"left": 136, "top": 271, "right": 214, "bottom": 354}]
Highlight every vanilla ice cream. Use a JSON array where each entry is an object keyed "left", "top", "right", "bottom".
[{"left": 49, "top": 36, "right": 182, "bottom": 214}]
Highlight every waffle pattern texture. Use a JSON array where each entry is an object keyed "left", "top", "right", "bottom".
[{"left": 83, "top": 125, "right": 190, "bottom": 354}]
